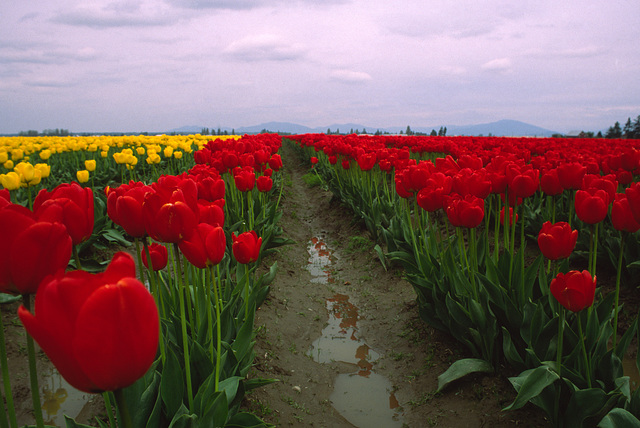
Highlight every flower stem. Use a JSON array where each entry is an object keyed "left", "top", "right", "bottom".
[
  {"left": 113, "top": 389, "right": 133, "bottom": 428},
  {"left": 22, "top": 295, "right": 44, "bottom": 428},
  {"left": 173, "top": 243, "right": 194, "bottom": 410},
  {"left": 613, "top": 233, "right": 625, "bottom": 349},
  {"left": 578, "top": 312, "right": 592, "bottom": 388},
  {"left": 102, "top": 392, "right": 116, "bottom": 428}
]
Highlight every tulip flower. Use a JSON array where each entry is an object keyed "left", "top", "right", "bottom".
[
  {"left": 234, "top": 168, "right": 255, "bottom": 192},
  {"left": 0, "top": 171, "right": 20, "bottom": 191},
  {"left": 141, "top": 242, "right": 168, "bottom": 271},
  {"left": 500, "top": 206, "right": 518, "bottom": 226},
  {"left": 574, "top": 188, "right": 609, "bottom": 224},
  {"left": 84, "top": 160, "right": 96, "bottom": 172},
  {"left": 232, "top": 231, "right": 262, "bottom": 264},
  {"left": 444, "top": 193, "right": 485, "bottom": 229},
  {"left": 624, "top": 182, "right": 640, "bottom": 224},
  {"left": 268, "top": 154, "right": 283, "bottom": 171},
  {"left": 14, "top": 162, "right": 42, "bottom": 187},
  {"left": 310, "top": 157, "right": 318, "bottom": 167},
  {"left": 106, "top": 181, "right": 154, "bottom": 238},
  {"left": 540, "top": 169, "right": 563, "bottom": 196},
  {"left": 77, "top": 170, "right": 90, "bottom": 184},
  {"left": 18, "top": 252, "right": 159, "bottom": 393},
  {"left": 611, "top": 193, "right": 640, "bottom": 233},
  {"left": 557, "top": 162, "right": 586, "bottom": 190},
  {"left": 34, "top": 182, "right": 94, "bottom": 245},
  {"left": 179, "top": 224, "right": 226, "bottom": 269},
  {"left": 537, "top": 221, "right": 578, "bottom": 260},
  {"left": 142, "top": 188, "right": 198, "bottom": 243},
  {"left": 198, "top": 199, "right": 225, "bottom": 227},
  {"left": 256, "top": 175, "right": 273, "bottom": 193},
  {"left": 0, "top": 204, "right": 72, "bottom": 295},
  {"left": 550, "top": 270, "right": 595, "bottom": 313},
  {"left": 356, "top": 152, "right": 376, "bottom": 171}
]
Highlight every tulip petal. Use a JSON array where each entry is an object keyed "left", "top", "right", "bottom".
[{"left": 73, "top": 278, "right": 159, "bottom": 392}]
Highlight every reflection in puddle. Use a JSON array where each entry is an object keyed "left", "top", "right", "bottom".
[
  {"left": 305, "top": 244, "right": 404, "bottom": 428},
  {"left": 308, "top": 294, "right": 380, "bottom": 371},
  {"left": 39, "top": 366, "right": 92, "bottom": 427},
  {"left": 307, "top": 235, "right": 337, "bottom": 284},
  {"left": 331, "top": 373, "right": 403, "bottom": 428}
]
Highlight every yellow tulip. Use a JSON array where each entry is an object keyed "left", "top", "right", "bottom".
[
  {"left": 11, "top": 149, "right": 24, "bottom": 161},
  {"left": 113, "top": 152, "right": 127, "bottom": 164},
  {"left": 173, "top": 151, "right": 183, "bottom": 159},
  {"left": 3, "top": 160, "right": 14, "bottom": 169},
  {"left": 85, "top": 159, "right": 96, "bottom": 172},
  {"left": 39, "top": 149, "right": 52, "bottom": 160},
  {"left": 136, "top": 147, "right": 146, "bottom": 155},
  {"left": 0, "top": 172, "right": 20, "bottom": 191},
  {"left": 163, "top": 146, "right": 173, "bottom": 158},
  {"left": 0, "top": 152, "right": 7, "bottom": 163},
  {"left": 101, "top": 151, "right": 109, "bottom": 158},
  {"left": 14, "top": 162, "right": 41, "bottom": 187},
  {"left": 77, "top": 170, "right": 90, "bottom": 183},
  {"left": 35, "top": 163, "right": 51, "bottom": 178}
]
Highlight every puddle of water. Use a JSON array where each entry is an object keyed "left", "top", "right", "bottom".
[
  {"left": 307, "top": 235, "right": 337, "bottom": 284},
  {"left": 331, "top": 372, "right": 403, "bottom": 428},
  {"left": 308, "top": 294, "right": 380, "bottom": 369},
  {"left": 39, "top": 366, "right": 93, "bottom": 427}
]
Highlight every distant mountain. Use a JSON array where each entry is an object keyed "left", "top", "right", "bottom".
[
  {"left": 236, "top": 122, "right": 314, "bottom": 134},
  {"left": 167, "top": 119, "right": 558, "bottom": 137},
  {"left": 437, "top": 119, "right": 558, "bottom": 137}
]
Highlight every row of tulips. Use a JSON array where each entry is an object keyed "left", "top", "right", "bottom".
[
  {"left": 289, "top": 133, "right": 640, "bottom": 427},
  {"left": 0, "top": 133, "right": 287, "bottom": 427}
]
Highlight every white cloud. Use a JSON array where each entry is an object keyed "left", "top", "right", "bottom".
[
  {"left": 52, "top": 1, "right": 176, "bottom": 28},
  {"left": 223, "top": 34, "right": 306, "bottom": 61},
  {"left": 481, "top": 57, "right": 512, "bottom": 73},
  {"left": 329, "top": 69, "right": 372, "bottom": 83}
]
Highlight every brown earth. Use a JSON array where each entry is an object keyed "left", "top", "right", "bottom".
[{"left": 242, "top": 144, "right": 550, "bottom": 427}]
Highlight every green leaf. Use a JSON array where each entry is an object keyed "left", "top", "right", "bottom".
[
  {"left": 225, "top": 412, "right": 274, "bottom": 428},
  {"left": 436, "top": 358, "right": 493, "bottom": 392},
  {"left": 373, "top": 244, "right": 387, "bottom": 271},
  {"left": 504, "top": 366, "right": 559, "bottom": 411},
  {"left": 64, "top": 416, "right": 95, "bottom": 428},
  {"left": 598, "top": 408, "right": 640, "bottom": 427},
  {"left": 0, "top": 293, "right": 20, "bottom": 304},
  {"left": 161, "top": 346, "right": 186, "bottom": 417}
]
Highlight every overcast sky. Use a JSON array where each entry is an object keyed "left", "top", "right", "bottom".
[{"left": 1, "top": 0, "right": 639, "bottom": 134}]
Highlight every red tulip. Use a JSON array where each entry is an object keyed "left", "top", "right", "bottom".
[
  {"left": 575, "top": 188, "right": 609, "bottom": 224},
  {"left": 234, "top": 167, "right": 255, "bottom": 192},
  {"left": 357, "top": 152, "right": 376, "bottom": 171},
  {"left": 557, "top": 162, "right": 586, "bottom": 190},
  {"left": 416, "top": 173, "right": 452, "bottom": 212},
  {"left": 550, "top": 270, "right": 596, "bottom": 312},
  {"left": 34, "top": 182, "right": 94, "bottom": 245},
  {"left": 106, "top": 181, "right": 153, "bottom": 238},
  {"left": 625, "top": 182, "right": 640, "bottom": 224},
  {"left": 232, "top": 231, "right": 262, "bottom": 264},
  {"left": 141, "top": 243, "right": 168, "bottom": 271},
  {"left": 0, "top": 189, "right": 9, "bottom": 207},
  {"left": 198, "top": 199, "right": 225, "bottom": 227},
  {"left": 257, "top": 175, "right": 273, "bottom": 192},
  {"left": 444, "top": 193, "right": 485, "bottom": 228},
  {"left": 18, "top": 252, "right": 159, "bottom": 393},
  {"left": 179, "top": 224, "right": 226, "bottom": 269},
  {"left": 537, "top": 221, "right": 578, "bottom": 260},
  {"left": 611, "top": 193, "right": 640, "bottom": 233},
  {"left": 540, "top": 169, "right": 563, "bottom": 196},
  {"left": 268, "top": 154, "right": 283, "bottom": 171},
  {"left": 310, "top": 157, "right": 319, "bottom": 166},
  {"left": 0, "top": 204, "right": 72, "bottom": 295},
  {"left": 143, "top": 188, "right": 198, "bottom": 243},
  {"left": 509, "top": 167, "right": 539, "bottom": 198}
]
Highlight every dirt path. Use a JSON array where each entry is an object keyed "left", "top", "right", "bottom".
[{"left": 244, "top": 144, "right": 549, "bottom": 427}]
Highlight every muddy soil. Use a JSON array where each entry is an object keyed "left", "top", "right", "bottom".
[{"left": 242, "top": 144, "right": 550, "bottom": 427}]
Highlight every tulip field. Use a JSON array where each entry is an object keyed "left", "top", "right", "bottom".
[{"left": 2, "top": 132, "right": 640, "bottom": 427}]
